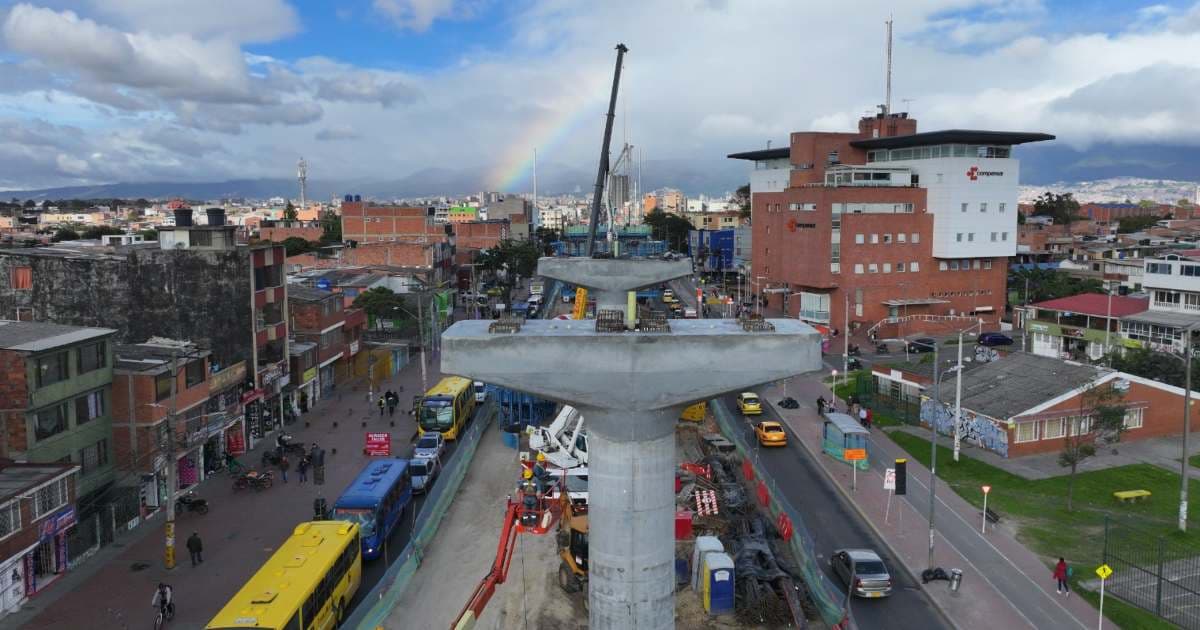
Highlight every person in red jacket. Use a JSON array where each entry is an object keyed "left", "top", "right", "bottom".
[{"left": 1053, "top": 557, "right": 1070, "bottom": 596}]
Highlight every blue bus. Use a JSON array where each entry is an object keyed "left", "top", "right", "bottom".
[{"left": 332, "top": 459, "right": 412, "bottom": 560}]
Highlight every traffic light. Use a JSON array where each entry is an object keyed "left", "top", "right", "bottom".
[{"left": 895, "top": 458, "right": 907, "bottom": 495}]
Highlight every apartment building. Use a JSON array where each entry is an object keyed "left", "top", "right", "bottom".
[
  {"left": 1120, "top": 250, "right": 1200, "bottom": 353},
  {"left": 731, "top": 112, "right": 1053, "bottom": 335},
  {"left": 0, "top": 463, "right": 79, "bottom": 618}
]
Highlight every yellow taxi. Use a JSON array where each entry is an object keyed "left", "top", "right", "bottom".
[
  {"left": 755, "top": 421, "right": 788, "bottom": 447},
  {"left": 736, "top": 392, "right": 762, "bottom": 415}
]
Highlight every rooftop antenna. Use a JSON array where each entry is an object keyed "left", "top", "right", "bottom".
[
  {"left": 901, "top": 98, "right": 915, "bottom": 112},
  {"left": 297, "top": 157, "right": 307, "bottom": 214},
  {"left": 885, "top": 16, "right": 893, "bottom": 116}
]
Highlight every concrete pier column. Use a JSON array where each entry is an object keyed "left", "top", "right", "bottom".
[{"left": 584, "top": 408, "right": 679, "bottom": 630}]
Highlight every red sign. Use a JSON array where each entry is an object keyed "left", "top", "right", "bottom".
[{"left": 365, "top": 432, "right": 392, "bottom": 456}]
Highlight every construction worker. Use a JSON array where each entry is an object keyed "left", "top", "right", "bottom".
[
  {"left": 532, "top": 452, "right": 551, "bottom": 493},
  {"left": 520, "top": 468, "right": 539, "bottom": 527}
]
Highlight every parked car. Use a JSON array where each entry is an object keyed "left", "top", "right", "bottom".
[
  {"left": 906, "top": 337, "right": 937, "bottom": 353},
  {"left": 754, "top": 421, "right": 788, "bottom": 447},
  {"left": 736, "top": 392, "right": 762, "bottom": 415},
  {"left": 683, "top": 307, "right": 698, "bottom": 319},
  {"left": 978, "top": 332, "right": 1014, "bottom": 347},
  {"left": 410, "top": 455, "right": 441, "bottom": 494},
  {"left": 830, "top": 549, "right": 893, "bottom": 598},
  {"left": 474, "top": 381, "right": 487, "bottom": 403},
  {"left": 413, "top": 433, "right": 446, "bottom": 460}
]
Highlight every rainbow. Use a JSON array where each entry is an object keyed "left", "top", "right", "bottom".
[{"left": 486, "top": 69, "right": 614, "bottom": 192}]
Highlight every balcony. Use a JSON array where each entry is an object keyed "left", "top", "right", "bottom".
[{"left": 824, "top": 165, "right": 914, "bottom": 188}]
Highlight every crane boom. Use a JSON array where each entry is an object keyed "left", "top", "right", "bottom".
[{"left": 585, "top": 43, "right": 629, "bottom": 257}]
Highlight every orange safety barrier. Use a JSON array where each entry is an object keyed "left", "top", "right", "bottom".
[
  {"left": 776, "top": 512, "right": 794, "bottom": 542},
  {"left": 741, "top": 457, "right": 754, "bottom": 481},
  {"left": 756, "top": 480, "right": 770, "bottom": 507}
]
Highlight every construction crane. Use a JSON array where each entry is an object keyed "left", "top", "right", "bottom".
[
  {"left": 585, "top": 43, "right": 629, "bottom": 257},
  {"left": 529, "top": 405, "right": 588, "bottom": 469},
  {"left": 451, "top": 483, "right": 566, "bottom": 630}
]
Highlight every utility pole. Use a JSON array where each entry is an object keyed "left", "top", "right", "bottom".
[
  {"left": 843, "top": 291, "right": 850, "bottom": 389},
  {"left": 164, "top": 346, "right": 180, "bottom": 570},
  {"left": 928, "top": 341, "right": 940, "bottom": 569},
  {"left": 953, "top": 329, "right": 965, "bottom": 462},
  {"left": 417, "top": 295, "right": 429, "bottom": 394},
  {"left": 1181, "top": 325, "right": 1195, "bottom": 532}
]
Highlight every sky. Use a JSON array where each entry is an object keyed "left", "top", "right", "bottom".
[{"left": 0, "top": 0, "right": 1199, "bottom": 192}]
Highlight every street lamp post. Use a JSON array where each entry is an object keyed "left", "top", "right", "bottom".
[
  {"left": 910, "top": 337, "right": 943, "bottom": 569},
  {"left": 953, "top": 319, "right": 985, "bottom": 463},
  {"left": 1181, "top": 324, "right": 1196, "bottom": 532}
]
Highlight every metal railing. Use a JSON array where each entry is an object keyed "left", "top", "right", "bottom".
[{"left": 1104, "top": 516, "right": 1200, "bottom": 629}]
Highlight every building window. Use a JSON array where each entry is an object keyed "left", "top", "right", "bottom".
[
  {"left": 854, "top": 264, "right": 864, "bottom": 275},
  {"left": 1123, "top": 408, "right": 1144, "bottom": 430},
  {"left": 1147, "top": 262, "right": 1172, "bottom": 275},
  {"left": 1015, "top": 421, "right": 1038, "bottom": 443},
  {"left": 830, "top": 243, "right": 841, "bottom": 263},
  {"left": 764, "top": 247, "right": 770, "bottom": 256},
  {"left": 870, "top": 234, "right": 879, "bottom": 244},
  {"left": 950, "top": 261, "right": 960, "bottom": 271},
  {"left": 155, "top": 373, "right": 174, "bottom": 402},
  {"left": 1182, "top": 265, "right": 1200, "bottom": 277},
  {"left": 0, "top": 500, "right": 19, "bottom": 540},
  {"left": 939, "top": 261, "right": 948, "bottom": 271},
  {"left": 32, "top": 478, "right": 68, "bottom": 519},
  {"left": 37, "top": 352, "right": 69, "bottom": 388},
  {"left": 912, "top": 233, "right": 920, "bottom": 243},
  {"left": 980, "top": 202, "right": 988, "bottom": 213},
  {"left": 883, "top": 263, "right": 892, "bottom": 273},
  {"left": 80, "top": 438, "right": 109, "bottom": 475},
  {"left": 1042, "top": 418, "right": 1066, "bottom": 440},
  {"left": 883, "top": 234, "right": 892, "bottom": 244},
  {"left": 968, "top": 233, "right": 975, "bottom": 242},
  {"left": 77, "top": 341, "right": 106, "bottom": 374},
  {"left": 1155, "top": 290, "right": 1181, "bottom": 306},
  {"left": 984, "top": 260, "right": 993, "bottom": 270},
  {"left": 9, "top": 266, "right": 32, "bottom": 290},
  {"left": 1002, "top": 232, "right": 1009, "bottom": 241},
  {"left": 973, "top": 260, "right": 981, "bottom": 270},
  {"left": 868, "top": 263, "right": 879, "bottom": 273},
  {"left": 898, "top": 233, "right": 906, "bottom": 243},
  {"left": 34, "top": 403, "right": 68, "bottom": 441},
  {"left": 991, "top": 232, "right": 998, "bottom": 242},
  {"left": 961, "top": 203, "right": 968, "bottom": 213},
  {"left": 75, "top": 389, "right": 105, "bottom": 425},
  {"left": 999, "top": 203, "right": 1007, "bottom": 213},
  {"left": 190, "top": 230, "right": 213, "bottom": 247},
  {"left": 956, "top": 233, "right": 963, "bottom": 242},
  {"left": 897, "top": 262, "right": 906, "bottom": 273},
  {"left": 911, "top": 262, "right": 920, "bottom": 272},
  {"left": 855, "top": 234, "right": 865, "bottom": 244}
]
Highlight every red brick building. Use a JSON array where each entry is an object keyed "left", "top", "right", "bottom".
[
  {"left": 1080, "top": 202, "right": 1170, "bottom": 225},
  {"left": 0, "top": 463, "right": 79, "bottom": 618},
  {"left": 730, "top": 113, "right": 1054, "bottom": 338},
  {"left": 286, "top": 286, "right": 366, "bottom": 406},
  {"left": 340, "top": 200, "right": 446, "bottom": 244}
]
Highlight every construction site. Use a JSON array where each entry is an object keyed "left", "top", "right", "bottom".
[{"left": 385, "top": 401, "right": 833, "bottom": 630}]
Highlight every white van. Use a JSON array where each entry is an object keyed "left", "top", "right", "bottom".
[{"left": 474, "top": 381, "right": 487, "bottom": 403}]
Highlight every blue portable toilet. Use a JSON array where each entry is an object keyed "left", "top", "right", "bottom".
[
  {"left": 691, "top": 536, "right": 723, "bottom": 591},
  {"left": 702, "top": 551, "right": 735, "bottom": 616}
]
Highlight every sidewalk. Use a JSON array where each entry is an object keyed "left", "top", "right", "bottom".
[
  {"left": 17, "top": 352, "right": 443, "bottom": 630},
  {"left": 762, "top": 376, "right": 1107, "bottom": 630}
]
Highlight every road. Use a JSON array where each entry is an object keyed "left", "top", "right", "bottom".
[{"left": 716, "top": 393, "right": 953, "bottom": 630}]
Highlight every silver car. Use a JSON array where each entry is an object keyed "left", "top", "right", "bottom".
[{"left": 830, "top": 548, "right": 893, "bottom": 598}]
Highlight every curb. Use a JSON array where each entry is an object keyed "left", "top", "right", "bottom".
[{"left": 766, "top": 395, "right": 961, "bottom": 630}]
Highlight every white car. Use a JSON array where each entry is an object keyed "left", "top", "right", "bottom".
[
  {"left": 410, "top": 455, "right": 441, "bottom": 494},
  {"left": 413, "top": 433, "right": 445, "bottom": 460}
]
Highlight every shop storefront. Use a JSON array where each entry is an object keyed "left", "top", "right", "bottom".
[
  {"left": 0, "top": 542, "right": 35, "bottom": 618},
  {"left": 318, "top": 353, "right": 340, "bottom": 399},
  {"left": 27, "top": 507, "right": 75, "bottom": 597},
  {"left": 298, "top": 367, "right": 317, "bottom": 412}
]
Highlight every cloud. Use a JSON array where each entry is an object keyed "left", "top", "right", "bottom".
[
  {"left": 172, "top": 100, "right": 323, "bottom": 134},
  {"left": 312, "top": 72, "right": 421, "bottom": 107},
  {"left": 2, "top": 4, "right": 259, "bottom": 103},
  {"left": 315, "top": 125, "right": 362, "bottom": 141},
  {"left": 141, "top": 124, "right": 225, "bottom": 155},
  {"left": 372, "top": 0, "right": 473, "bottom": 32},
  {"left": 88, "top": 0, "right": 300, "bottom": 44}
]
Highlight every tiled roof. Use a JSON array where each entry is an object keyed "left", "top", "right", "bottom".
[{"left": 1031, "top": 293, "right": 1149, "bottom": 318}]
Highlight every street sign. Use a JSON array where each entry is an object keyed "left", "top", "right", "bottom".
[
  {"left": 982, "top": 485, "right": 992, "bottom": 494},
  {"left": 844, "top": 448, "right": 867, "bottom": 461},
  {"left": 364, "top": 432, "right": 392, "bottom": 456},
  {"left": 316, "top": 278, "right": 331, "bottom": 290},
  {"left": 884, "top": 468, "right": 896, "bottom": 490},
  {"left": 1096, "top": 564, "right": 1113, "bottom": 580}
]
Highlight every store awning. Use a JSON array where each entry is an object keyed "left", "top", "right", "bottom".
[{"left": 881, "top": 298, "right": 950, "bottom": 307}]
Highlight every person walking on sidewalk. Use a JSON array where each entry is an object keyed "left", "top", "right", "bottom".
[
  {"left": 297, "top": 455, "right": 310, "bottom": 484},
  {"left": 1053, "top": 558, "right": 1070, "bottom": 596},
  {"left": 378, "top": 396, "right": 386, "bottom": 417},
  {"left": 187, "top": 532, "right": 203, "bottom": 566},
  {"left": 279, "top": 454, "right": 290, "bottom": 483}
]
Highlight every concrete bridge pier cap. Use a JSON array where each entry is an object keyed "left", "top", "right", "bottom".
[{"left": 441, "top": 259, "right": 822, "bottom": 630}]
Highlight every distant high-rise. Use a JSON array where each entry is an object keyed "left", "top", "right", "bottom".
[{"left": 610, "top": 174, "right": 630, "bottom": 209}]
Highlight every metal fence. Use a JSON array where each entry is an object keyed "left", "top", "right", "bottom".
[
  {"left": 66, "top": 486, "right": 143, "bottom": 568},
  {"left": 711, "top": 399, "right": 851, "bottom": 629},
  {"left": 347, "top": 399, "right": 496, "bottom": 630},
  {"left": 842, "top": 372, "right": 922, "bottom": 426},
  {"left": 1104, "top": 516, "right": 1200, "bottom": 629}
]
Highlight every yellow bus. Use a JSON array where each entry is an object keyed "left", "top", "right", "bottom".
[
  {"left": 206, "top": 521, "right": 361, "bottom": 630},
  {"left": 418, "top": 376, "right": 477, "bottom": 441}
]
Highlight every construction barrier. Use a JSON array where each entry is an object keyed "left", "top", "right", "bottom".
[
  {"left": 710, "top": 398, "right": 853, "bottom": 629},
  {"left": 346, "top": 400, "right": 497, "bottom": 630}
]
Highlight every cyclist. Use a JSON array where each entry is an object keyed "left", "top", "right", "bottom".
[{"left": 152, "top": 582, "right": 174, "bottom": 619}]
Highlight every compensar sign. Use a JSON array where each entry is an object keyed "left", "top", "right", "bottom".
[{"left": 966, "top": 166, "right": 1004, "bottom": 181}]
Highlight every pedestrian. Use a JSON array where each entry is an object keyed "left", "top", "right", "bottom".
[
  {"left": 865, "top": 407, "right": 873, "bottom": 430},
  {"left": 858, "top": 406, "right": 868, "bottom": 427},
  {"left": 280, "top": 454, "right": 290, "bottom": 483},
  {"left": 378, "top": 396, "right": 385, "bottom": 417},
  {"left": 816, "top": 396, "right": 826, "bottom": 415},
  {"left": 298, "top": 455, "right": 310, "bottom": 484},
  {"left": 186, "top": 531, "right": 203, "bottom": 567},
  {"left": 1053, "top": 558, "right": 1070, "bottom": 596}
]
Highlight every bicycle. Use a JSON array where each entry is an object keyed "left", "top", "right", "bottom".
[{"left": 153, "top": 601, "right": 175, "bottom": 630}]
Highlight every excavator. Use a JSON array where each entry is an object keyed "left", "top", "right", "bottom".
[{"left": 451, "top": 472, "right": 566, "bottom": 630}]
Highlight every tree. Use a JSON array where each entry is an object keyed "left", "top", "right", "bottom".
[
  {"left": 1008, "top": 268, "right": 1103, "bottom": 304},
  {"left": 281, "top": 237, "right": 317, "bottom": 257},
  {"left": 283, "top": 201, "right": 298, "bottom": 222},
  {"left": 1032, "top": 192, "right": 1082, "bottom": 227},
  {"left": 1017, "top": 211, "right": 1026, "bottom": 225},
  {"left": 137, "top": 229, "right": 159, "bottom": 241},
  {"left": 644, "top": 208, "right": 693, "bottom": 252},
  {"left": 1058, "top": 381, "right": 1129, "bottom": 511},
  {"left": 23, "top": 200, "right": 35, "bottom": 208},
  {"left": 319, "top": 210, "right": 341, "bottom": 243},
  {"left": 353, "top": 287, "right": 412, "bottom": 331},
  {"left": 1116, "top": 215, "right": 1161, "bottom": 233},
  {"left": 81, "top": 225, "right": 126, "bottom": 240},
  {"left": 1106, "top": 347, "right": 1198, "bottom": 388},
  {"left": 51, "top": 228, "right": 80, "bottom": 242},
  {"left": 733, "top": 183, "right": 751, "bottom": 220}
]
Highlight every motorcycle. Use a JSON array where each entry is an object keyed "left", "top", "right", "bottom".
[
  {"left": 875, "top": 343, "right": 891, "bottom": 355},
  {"left": 848, "top": 344, "right": 861, "bottom": 356},
  {"left": 276, "top": 433, "right": 307, "bottom": 457},
  {"left": 233, "top": 470, "right": 275, "bottom": 492},
  {"left": 175, "top": 490, "right": 209, "bottom": 515}
]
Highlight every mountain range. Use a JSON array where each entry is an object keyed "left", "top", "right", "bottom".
[{"left": 2, "top": 142, "right": 1198, "bottom": 201}]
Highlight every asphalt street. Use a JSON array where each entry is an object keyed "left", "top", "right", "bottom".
[{"left": 717, "top": 393, "right": 954, "bottom": 630}]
